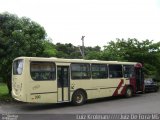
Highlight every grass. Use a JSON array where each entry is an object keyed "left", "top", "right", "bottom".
[{"left": 0, "top": 83, "right": 14, "bottom": 102}]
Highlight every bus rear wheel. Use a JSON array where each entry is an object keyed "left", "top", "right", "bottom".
[
  {"left": 125, "top": 87, "right": 133, "bottom": 98},
  {"left": 72, "top": 90, "right": 86, "bottom": 105}
]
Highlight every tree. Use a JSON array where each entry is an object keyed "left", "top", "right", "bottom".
[
  {"left": 0, "top": 12, "right": 47, "bottom": 94},
  {"left": 55, "top": 43, "right": 82, "bottom": 58},
  {"left": 85, "top": 51, "right": 102, "bottom": 60},
  {"left": 85, "top": 46, "right": 102, "bottom": 60},
  {"left": 42, "top": 40, "right": 57, "bottom": 57},
  {"left": 102, "top": 38, "right": 160, "bottom": 80}
]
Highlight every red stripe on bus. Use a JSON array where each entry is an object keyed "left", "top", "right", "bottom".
[
  {"left": 120, "top": 85, "right": 127, "bottom": 95},
  {"left": 112, "top": 79, "right": 124, "bottom": 96}
]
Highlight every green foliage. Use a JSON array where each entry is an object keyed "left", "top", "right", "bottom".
[
  {"left": 55, "top": 43, "right": 102, "bottom": 59},
  {"left": 0, "top": 83, "right": 14, "bottom": 102},
  {"left": 102, "top": 38, "right": 160, "bottom": 81},
  {"left": 0, "top": 12, "right": 51, "bottom": 93},
  {"left": 0, "top": 13, "right": 46, "bottom": 58},
  {"left": 42, "top": 40, "right": 57, "bottom": 57},
  {"left": 103, "top": 38, "right": 160, "bottom": 63},
  {"left": 85, "top": 51, "right": 102, "bottom": 60},
  {"left": 85, "top": 46, "right": 102, "bottom": 60},
  {"left": 55, "top": 43, "right": 82, "bottom": 58},
  {"left": 0, "top": 83, "right": 8, "bottom": 95}
]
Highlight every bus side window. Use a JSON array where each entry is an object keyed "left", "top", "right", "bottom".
[
  {"left": 109, "top": 65, "right": 123, "bottom": 78},
  {"left": 71, "top": 63, "right": 90, "bottom": 80},
  {"left": 91, "top": 64, "right": 108, "bottom": 79},
  {"left": 123, "top": 65, "right": 134, "bottom": 78},
  {"left": 30, "top": 62, "right": 56, "bottom": 81}
]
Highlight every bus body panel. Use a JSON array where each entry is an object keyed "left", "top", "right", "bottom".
[
  {"left": 28, "top": 81, "right": 57, "bottom": 103},
  {"left": 12, "top": 58, "right": 29, "bottom": 102},
  {"left": 70, "top": 78, "right": 124, "bottom": 99},
  {"left": 12, "top": 75, "right": 25, "bottom": 101}
]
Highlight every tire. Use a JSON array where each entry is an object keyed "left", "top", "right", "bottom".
[
  {"left": 72, "top": 90, "right": 86, "bottom": 106},
  {"left": 125, "top": 87, "right": 133, "bottom": 98}
]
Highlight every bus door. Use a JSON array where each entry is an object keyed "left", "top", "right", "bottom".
[
  {"left": 135, "top": 68, "right": 144, "bottom": 92},
  {"left": 57, "top": 66, "right": 70, "bottom": 102}
]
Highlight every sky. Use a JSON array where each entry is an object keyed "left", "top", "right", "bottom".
[{"left": 0, "top": 0, "right": 160, "bottom": 47}]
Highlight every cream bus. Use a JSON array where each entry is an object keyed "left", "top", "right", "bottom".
[{"left": 12, "top": 57, "right": 144, "bottom": 105}]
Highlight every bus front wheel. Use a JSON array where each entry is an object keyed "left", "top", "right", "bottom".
[
  {"left": 72, "top": 90, "right": 86, "bottom": 105},
  {"left": 125, "top": 87, "right": 133, "bottom": 98}
]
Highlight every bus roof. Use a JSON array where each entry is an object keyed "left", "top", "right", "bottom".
[{"left": 14, "top": 57, "right": 140, "bottom": 65}]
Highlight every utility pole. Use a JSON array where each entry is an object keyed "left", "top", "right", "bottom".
[{"left": 81, "top": 36, "right": 85, "bottom": 59}]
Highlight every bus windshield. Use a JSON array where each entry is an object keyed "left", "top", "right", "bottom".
[{"left": 13, "top": 59, "right": 24, "bottom": 75}]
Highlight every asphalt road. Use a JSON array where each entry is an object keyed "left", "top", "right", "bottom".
[{"left": 0, "top": 91, "right": 160, "bottom": 120}]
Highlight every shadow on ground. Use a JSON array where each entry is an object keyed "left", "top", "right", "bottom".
[{"left": 19, "top": 94, "right": 142, "bottom": 111}]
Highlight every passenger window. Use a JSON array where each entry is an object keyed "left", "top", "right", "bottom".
[
  {"left": 92, "top": 64, "right": 108, "bottom": 79},
  {"left": 71, "top": 63, "right": 90, "bottom": 79},
  {"left": 109, "top": 65, "right": 123, "bottom": 78},
  {"left": 123, "top": 65, "right": 134, "bottom": 78},
  {"left": 30, "top": 62, "right": 56, "bottom": 81}
]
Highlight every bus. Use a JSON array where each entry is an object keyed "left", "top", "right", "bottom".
[{"left": 12, "top": 57, "right": 144, "bottom": 105}]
